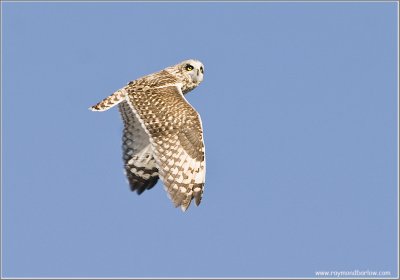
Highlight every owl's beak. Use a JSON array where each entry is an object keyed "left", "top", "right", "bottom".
[
  {"left": 191, "top": 73, "right": 199, "bottom": 84},
  {"left": 194, "top": 75, "right": 203, "bottom": 84},
  {"left": 189, "top": 67, "right": 203, "bottom": 84}
]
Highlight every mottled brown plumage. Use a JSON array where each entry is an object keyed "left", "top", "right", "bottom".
[{"left": 89, "top": 59, "right": 206, "bottom": 211}]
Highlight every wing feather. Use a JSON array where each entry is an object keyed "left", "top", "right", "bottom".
[
  {"left": 125, "top": 85, "right": 205, "bottom": 211},
  {"left": 119, "top": 101, "right": 159, "bottom": 194}
]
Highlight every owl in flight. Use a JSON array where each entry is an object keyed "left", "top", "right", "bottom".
[{"left": 89, "top": 59, "right": 206, "bottom": 211}]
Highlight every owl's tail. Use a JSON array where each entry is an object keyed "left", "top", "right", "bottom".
[{"left": 89, "top": 88, "right": 127, "bottom": 112}]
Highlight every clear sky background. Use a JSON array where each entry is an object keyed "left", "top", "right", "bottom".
[{"left": 2, "top": 1, "right": 398, "bottom": 278}]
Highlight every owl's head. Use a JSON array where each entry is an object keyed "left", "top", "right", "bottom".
[
  {"left": 164, "top": 59, "right": 204, "bottom": 94},
  {"left": 179, "top": 59, "right": 204, "bottom": 85}
]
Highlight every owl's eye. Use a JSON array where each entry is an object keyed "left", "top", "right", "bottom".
[
  {"left": 200, "top": 66, "right": 204, "bottom": 74},
  {"left": 185, "top": 64, "right": 194, "bottom": 71}
]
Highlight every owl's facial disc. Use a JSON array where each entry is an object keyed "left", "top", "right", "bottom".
[{"left": 183, "top": 60, "right": 204, "bottom": 85}]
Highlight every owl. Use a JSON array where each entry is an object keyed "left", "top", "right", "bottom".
[{"left": 89, "top": 59, "right": 206, "bottom": 211}]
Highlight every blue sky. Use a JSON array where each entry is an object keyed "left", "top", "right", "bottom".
[{"left": 2, "top": 1, "right": 398, "bottom": 278}]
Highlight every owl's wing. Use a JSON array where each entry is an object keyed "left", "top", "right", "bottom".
[
  {"left": 126, "top": 85, "right": 206, "bottom": 211},
  {"left": 119, "top": 101, "right": 159, "bottom": 194},
  {"left": 90, "top": 89, "right": 127, "bottom": 112}
]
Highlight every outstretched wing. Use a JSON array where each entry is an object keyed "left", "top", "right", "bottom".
[
  {"left": 90, "top": 89, "right": 127, "bottom": 112},
  {"left": 125, "top": 85, "right": 205, "bottom": 211},
  {"left": 119, "top": 101, "right": 159, "bottom": 194}
]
